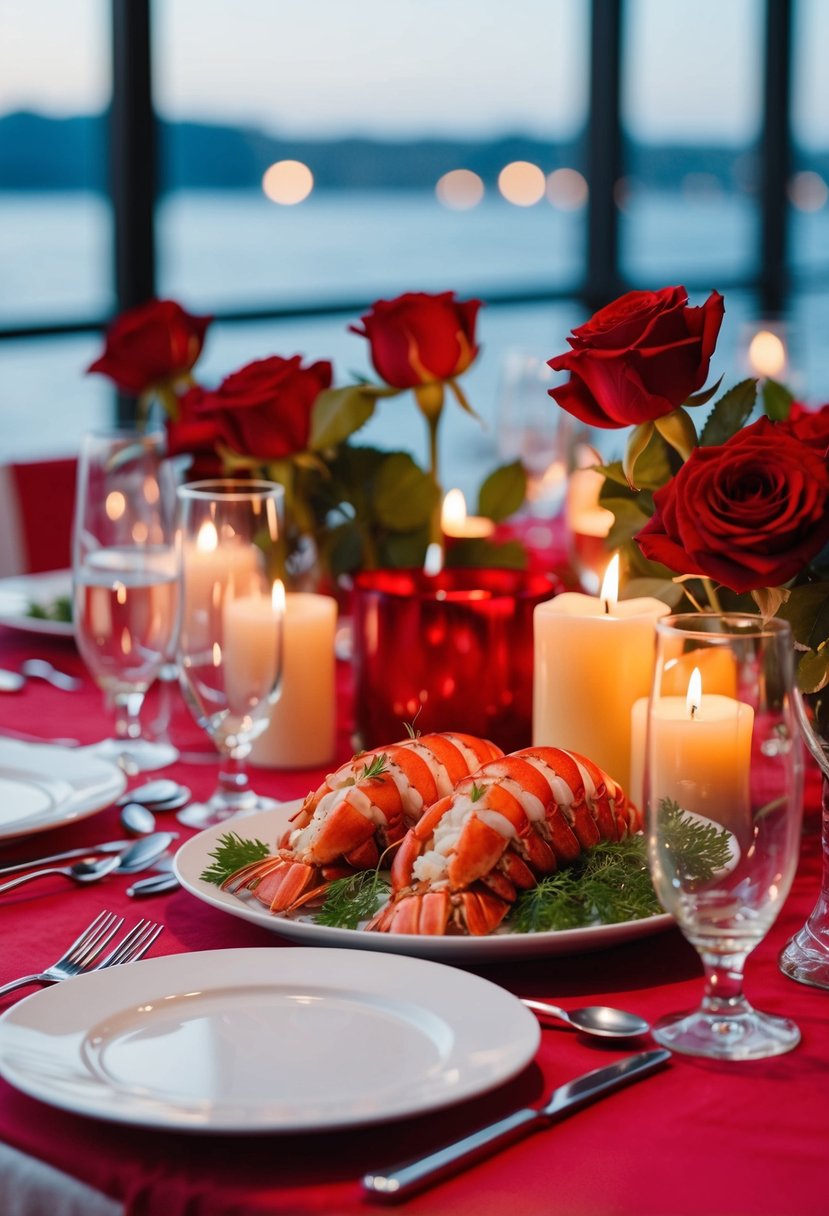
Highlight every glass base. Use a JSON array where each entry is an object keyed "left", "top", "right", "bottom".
[
  {"left": 653, "top": 1006, "right": 800, "bottom": 1060},
  {"left": 177, "top": 793, "right": 279, "bottom": 831},
  {"left": 779, "top": 916, "right": 829, "bottom": 991},
  {"left": 83, "top": 738, "right": 179, "bottom": 774}
]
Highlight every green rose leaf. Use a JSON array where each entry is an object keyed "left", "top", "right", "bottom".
[
  {"left": 445, "top": 538, "right": 527, "bottom": 570},
  {"left": 779, "top": 583, "right": 829, "bottom": 650},
  {"left": 382, "top": 528, "right": 431, "bottom": 569},
  {"left": 373, "top": 452, "right": 440, "bottom": 531},
  {"left": 603, "top": 429, "right": 672, "bottom": 493},
  {"left": 602, "top": 495, "right": 653, "bottom": 548},
  {"left": 762, "top": 378, "right": 795, "bottom": 421},
  {"left": 324, "top": 521, "right": 366, "bottom": 579},
  {"left": 310, "top": 384, "right": 398, "bottom": 451},
  {"left": 797, "top": 647, "right": 829, "bottom": 695},
  {"left": 620, "top": 577, "right": 684, "bottom": 607},
  {"left": 699, "top": 379, "right": 758, "bottom": 446},
  {"left": 477, "top": 461, "right": 527, "bottom": 522}
]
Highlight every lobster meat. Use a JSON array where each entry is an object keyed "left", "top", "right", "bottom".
[
  {"left": 367, "top": 746, "right": 640, "bottom": 936},
  {"left": 222, "top": 732, "right": 503, "bottom": 913}
]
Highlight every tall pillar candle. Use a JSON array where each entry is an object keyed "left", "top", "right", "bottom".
[
  {"left": 221, "top": 584, "right": 283, "bottom": 715},
  {"left": 250, "top": 593, "right": 337, "bottom": 769},
  {"left": 533, "top": 587, "right": 670, "bottom": 794}
]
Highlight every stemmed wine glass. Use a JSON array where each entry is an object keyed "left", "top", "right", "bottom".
[
  {"left": 72, "top": 429, "right": 180, "bottom": 771},
  {"left": 176, "top": 479, "right": 285, "bottom": 829},
  {"left": 645, "top": 613, "right": 804, "bottom": 1060}
]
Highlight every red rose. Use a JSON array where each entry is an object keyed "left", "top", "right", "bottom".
[
  {"left": 88, "top": 299, "right": 211, "bottom": 395},
  {"left": 548, "top": 286, "right": 724, "bottom": 428},
  {"left": 782, "top": 402, "right": 829, "bottom": 455},
  {"left": 636, "top": 417, "right": 829, "bottom": 593},
  {"left": 165, "top": 386, "right": 223, "bottom": 478},
  {"left": 196, "top": 355, "right": 332, "bottom": 461},
  {"left": 350, "top": 291, "right": 481, "bottom": 389}
]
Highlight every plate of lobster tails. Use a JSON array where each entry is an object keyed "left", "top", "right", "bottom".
[{"left": 175, "top": 731, "right": 673, "bottom": 961}]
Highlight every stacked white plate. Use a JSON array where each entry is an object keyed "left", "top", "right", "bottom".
[{"left": 0, "top": 739, "right": 125, "bottom": 840}]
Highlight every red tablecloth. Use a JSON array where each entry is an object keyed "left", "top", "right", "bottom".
[{"left": 0, "top": 623, "right": 826, "bottom": 1216}]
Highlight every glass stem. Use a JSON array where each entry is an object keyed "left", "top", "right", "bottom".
[
  {"left": 699, "top": 951, "right": 752, "bottom": 1019},
  {"left": 112, "top": 691, "right": 145, "bottom": 741}
]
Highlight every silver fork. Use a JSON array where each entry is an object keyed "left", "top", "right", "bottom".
[{"left": 0, "top": 911, "right": 162, "bottom": 1000}]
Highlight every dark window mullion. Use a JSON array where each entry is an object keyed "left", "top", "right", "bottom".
[
  {"left": 759, "top": 0, "right": 793, "bottom": 316},
  {"left": 584, "top": 0, "right": 624, "bottom": 311},
  {"left": 110, "top": 0, "right": 157, "bottom": 422}
]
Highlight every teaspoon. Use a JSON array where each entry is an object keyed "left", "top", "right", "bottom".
[
  {"left": 116, "top": 779, "right": 184, "bottom": 809},
  {"left": 522, "top": 998, "right": 650, "bottom": 1039},
  {"left": 119, "top": 803, "right": 157, "bottom": 837}
]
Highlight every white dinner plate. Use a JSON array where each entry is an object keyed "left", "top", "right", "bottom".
[
  {"left": 0, "top": 569, "right": 73, "bottom": 638},
  {"left": 175, "top": 804, "right": 674, "bottom": 962},
  {"left": 0, "top": 947, "right": 539, "bottom": 1131},
  {"left": 0, "top": 739, "right": 125, "bottom": 840}
]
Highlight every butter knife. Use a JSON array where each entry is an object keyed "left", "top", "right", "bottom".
[
  {"left": 0, "top": 840, "right": 133, "bottom": 877},
  {"left": 363, "top": 1048, "right": 670, "bottom": 1203}
]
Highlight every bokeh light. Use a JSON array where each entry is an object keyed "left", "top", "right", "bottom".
[
  {"left": 747, "top": 330, "right": 788, "bottom": 379},
  {"left": 498, "top": 161, "right": 546, "bottom": 206},
  {"left": 788, "top": 170, "right": 828, "bottom": 212},
  {"left": 436, "top": 169, "right": 484, "bottom": 210},
  {"left": 262, "top": 160, "right": 314, "bottom": 205},
  {"left": 546, "top": 167, "right": 588, "bottom": 210}
]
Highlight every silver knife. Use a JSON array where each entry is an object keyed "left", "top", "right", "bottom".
[
  {"left": 362, "top": 1049, "right": 670, "bottom": 1203},
  {"left": 0, "top": 840, "right": 133, "bottom": 877}
]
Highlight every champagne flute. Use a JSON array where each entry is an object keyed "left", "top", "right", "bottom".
[
  {"left": 72, "top": 430, "right": 180, "bottom": 771},
  {"left": 645, "top": 613, "right": 804, "bottom": 1059},
  {"left": 176, "top": 479, "right": 285, "bottom": 829}
]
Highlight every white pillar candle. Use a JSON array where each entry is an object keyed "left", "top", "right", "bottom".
[
  {"left": 250, "top": 592, "right": 337, "bottom": 769},
  {"left": 533, "top": 558, "right": 670, "bottom": 794},
  {"left": 630, "top": 669, "right": 754, "bottom": 839},
  {"left": 182, "top": 521, "right": 259, "bottom": 647},
  {"left": 222, "top": 583, "right": 283, "bottom": 715}
]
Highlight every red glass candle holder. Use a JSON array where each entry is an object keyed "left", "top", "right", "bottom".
[{"left": 352, "top": 567, "right": 561, "bottom": 752}]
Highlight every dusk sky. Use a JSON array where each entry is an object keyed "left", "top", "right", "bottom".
[{"left": 0, "top": 0, "right": 827, "bottom": 147}]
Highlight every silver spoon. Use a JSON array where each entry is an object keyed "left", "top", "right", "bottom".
[
  {"left": 119, "top": 803, "right": 157, "bottom": 837},
  {"left": 521, "top": 998, "right": 650, "bottom": 1039},
  {"left": 20, "top": 659, "right": 82, "bottom": 691},
  {"left": 116, "top": 779, "right": 183, "bottom": 808},
  {"left": 0, "top": 854, "right": 121, "bottom": 894}
]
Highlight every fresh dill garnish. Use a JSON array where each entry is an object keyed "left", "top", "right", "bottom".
[
  {"left": 360, "top": 753, "right": 388, "bottom": 779},
  {"left": 470, "top": 782, "right": 486, "bottom": 802},
  {"left": 316, "top": 870, "right": 391, "bottom": 929},
  {"left": 511, "top": 836, "right": 659, "bottom": 932},
  {"left": 658, "top": 799, "right": 732, "bottom": 883},
  {"left": 200, "top": 832, "right": 271, "bottom": 886},
  {"left": 511, "top": 807, "right": 732, "bottom": 933}
]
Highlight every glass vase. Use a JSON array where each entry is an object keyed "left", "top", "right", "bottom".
[{"left": 778, "top": 693, "right": 829, "bottom": 989}]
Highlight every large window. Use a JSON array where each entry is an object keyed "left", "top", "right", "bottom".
[{"left": 1, "top": 0, "right": 828, "bottom": 464}]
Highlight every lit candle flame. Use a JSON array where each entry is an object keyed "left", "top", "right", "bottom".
[
  {"left": 599, "top": 554, "right": 620, "bottom": 611},
  {"left": 441, "top": 488, "right": 467, "bottom": 531},
  {"left": 687, "top": 667, "right": 702, "bottom": 720},
  {"left": 271, "top": 579, "right": 286, "bottom": 613},
  {"left": 197, "top": 521, "right": 218, "bottom": 553}
]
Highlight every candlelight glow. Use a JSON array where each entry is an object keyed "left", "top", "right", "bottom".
[
  {"left": 498, "top": 160, "right": 546, "bottom": 206},
  {"left": 272, "top": 579, "right": 286, "bottom": 614},
  {"left": 600, "top": 554, "right": 620, "bottom": 607},
  {"left": 423, "top": 542, "right": 443, "bottom": 576},
  {"left": 105, "top": 490, "right": 126, "bottom": 521},
  {"left": 747, "top": 330, "right": 787, "bottom": 378},
  {"left": 687, "top": 667, "right": 702, "bottom": 719},
  {"left": 441, "top": 488, "right": 468, "bottom": 530},
  {"left": 197, "top": 521, "right": 218, "bottom": 553}
]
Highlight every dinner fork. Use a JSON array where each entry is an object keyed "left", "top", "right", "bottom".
[{"left": 0, "top": 910, "right": 163, "bottom": 1000}]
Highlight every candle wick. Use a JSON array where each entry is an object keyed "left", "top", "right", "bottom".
[
  {"left": 603, "top": 599, "right": 610, "bottom": 615},
  {"left": 690, "top": 704, "right": 697, "bottom": 720}
]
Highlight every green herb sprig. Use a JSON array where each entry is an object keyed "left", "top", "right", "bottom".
[
  {"left": 200, "top": 832, "right": 271, "bottom": 886},
  {"left": 360, "top": 753, "right": 388, "bottom": 779},
  {"left": 316, "top": 870, "right": 391, "bottom": 930},
  {"left": 659, "top": 799, "right": 732, "bottom": 882}
]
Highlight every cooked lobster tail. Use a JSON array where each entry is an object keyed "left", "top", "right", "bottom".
[{"left": 367, "top": 746, "right": 639, "bottom": 936}]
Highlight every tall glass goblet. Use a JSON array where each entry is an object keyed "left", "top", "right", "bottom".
[
  {"left": 72, "top": 429, "right": 180, "bottom": 772},
  {"left": 177, "top": 479, "right": 285, "bottom": 829},
  {"left": 645, "top": 613, "right": 804, "bottom": 1060}
]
